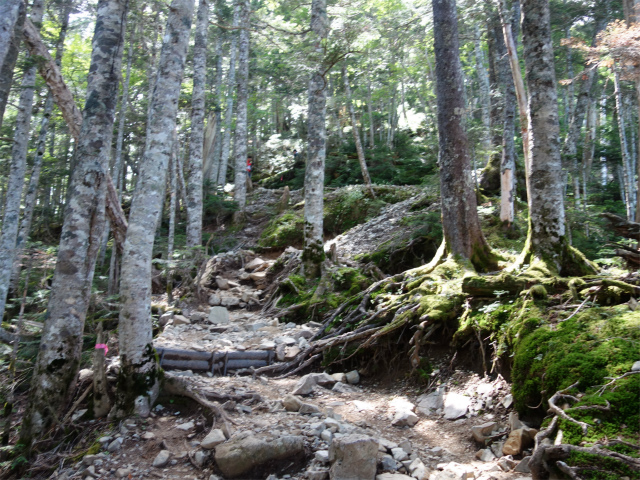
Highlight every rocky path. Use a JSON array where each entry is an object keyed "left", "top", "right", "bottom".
[{"left": 49, "top": 189, "right": 539, "bottom": 480}]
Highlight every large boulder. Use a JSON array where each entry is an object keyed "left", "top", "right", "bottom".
[
  {"left": 443, "top": 393, "right": 470, "bottom": 420},
  {"left": 214, "top": 435, "right": 305, "bottom": 478},
  {"left": 329, "top": 434, "right": 378, "bottom": 480}
]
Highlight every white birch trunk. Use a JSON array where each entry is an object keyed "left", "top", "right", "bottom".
[
  {"left": 613, "top": 66, "right": 635, "bottom": 220},
  {"left": 185, "top": 0, "right": 208, "bottom": 246},
  {"left": 21, "top": 0, "right": 127, "bottom": 442},
  {"left": 367, "top": 75, "right": 375, "bottom": 148},
  {"left": 342, "top": 61, "right": 375, "bottom": 196},
  {"left": 302, "top": 0, "right": 329, "bottom": 278},
  {"left": 116, "top": 0, "right": 194, "bottom": 417},
  {"left": 233, "top": 0, "right": 250, "bottom": 216},
  {"left": 167, "top": 131, "right": 178, "bottom": 304},
  {"left": 0, "top": 0, "right": 25, "bottom": 131},
  {"left": 0, "top": 0, "right": 45, "bottom": 331},
  {"left": 217, "top": 6, "right": 239, "bottom": 186}
]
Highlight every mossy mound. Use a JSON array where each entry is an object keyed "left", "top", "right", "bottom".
[{"left": 258, "top": 185, "right": 420, "bottom": 250}]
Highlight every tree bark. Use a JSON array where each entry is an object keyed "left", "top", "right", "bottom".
[
  {"left": 0, "top": 0, "right": 45, "bottom": 332},
  {"left": 0, "top": 0, "right": 25, "bottom": 131},
  {"left": 520, "top": 0, "right": 583, "bottom": 274},
  {"left": 233, "top": 0, "right": 250, "bottom": 218},
  {"left": 302, "top": 0, "right": 329, "bottom": 278},
  {"left": 217, "top": 5, "right": 239, "bottom": 186},
  {"left": 115, "top": 0, "right": 194, "bottom": 417},
  {"left": 613, "top": 66, "right": 636, "bottom": 220},
  {"left": 185, "top": 0, "right": 208, "bottom": 246},
  {"left": 342, "top": 61, "right": 375, "bottom": 197},
  {"left": 473, "top": 24, "right": 492, "bottom": 170},
  {"left": 499, "top": 0, "right": 531, "bottom": 202},
  {"left": 432, "top": 0, "right": 496, "bottom": 271},
  {"left": 21, "top": 0, "right": 128, "bottom": 444}
]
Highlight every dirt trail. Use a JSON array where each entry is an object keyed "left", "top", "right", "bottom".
[{"left": 48, "top": 188, "right": 536, "bottom": 480}]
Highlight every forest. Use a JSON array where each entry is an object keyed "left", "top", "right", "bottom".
[{"left": 0, "top": 0, "right": 638, "bottom": 477}]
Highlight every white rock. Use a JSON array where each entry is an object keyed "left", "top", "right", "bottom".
[
  {"left": 173, "top": 314, "right": 191, "bottom": 325},
  {"left": 216, "top": 277, "right": 230, "bottom": 290},
  {"left": 153, "top": 450, "right": 171, "bottom": 468},
  {"left": 345, "top": 370, "right": 360, "bottom": 384},
  {"left": 416, "top": 387, "right": 445, "bottom": 415},
  {"left": 176, "top": 420, "right": 195, "bottom": 431},
  {"left": 632, "top": 361, "right": 640, "bottom": 372},
  {"left": 329, "top": 434, "right": 378, "bottom": 480},
  {"left": 377, "top": 474, "right": 414, "bottom": 480},
  {"left": 333, "top": 382, "right": 358, "bottom": 394},
  {"left": 208, "top": 306, "right": 229, "bottom": 324},
  {"left": 408, "top": 457, "right": 429, "bottom": 480},
  {"left": 391, "top": 447, "right": 409, "bottom": 461},
  {"left": 315, "top": 450, "right": 330, "bottom": 463},
  {"left": 332, "top": 372, "right": 347, "bottom": 383},
  {"left": 78, "top": 369, "right": 93, "bottom": 382},
  {"left": 501, "top": 394, "right": 514, "bottom": 409},
  {"left": 475, "top": 448, "right": 496, "bottom": 462},
  {"left": 443, "top": 393, "right": 470, "bottom": 420},
  {"left": 201, "top": 429, "right": 227, "bottom": 449},
  {"left": 470, "top": 422, "right": 497, "bottom": 443},
  {"left": 208, "top": 294, "right": 221, "bottom": 306},
  {"left": 246, "top": 258, "right": 265, "bottom": 270},
  {"left": 392, "top": 411, "right": 419, "bottom": 427}
]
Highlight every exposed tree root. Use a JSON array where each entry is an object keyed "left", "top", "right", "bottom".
[
  {"left": 529, "top": 382, "right": 640, "bottom": 480},
  {"left": 162, "top": 373, "right": 236, "bottom": 428}
]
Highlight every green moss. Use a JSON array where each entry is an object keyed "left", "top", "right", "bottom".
[
  {"left": 258, "top": 212, "right": 305, "bottom": 249},
  {"left": 566, "top": 447, "right": 640, "bottom": 480}
]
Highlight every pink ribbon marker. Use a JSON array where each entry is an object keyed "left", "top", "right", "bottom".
[{"left": 95, "top": 343, "right": 109, "bottom": 355}]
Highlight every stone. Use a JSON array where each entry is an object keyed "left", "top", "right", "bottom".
[
  {"left": 159, "top": 312, "right": 174, "bottom": 326},
  {"left": 514, "top": 456, "right": 531, "bottom": 473},
  {"left": 416, "top": 387, "right": 445, "bottom": 415},
  {"left": 475, "top": 449, "right": 495, "bottom": 462},
  {"left": 246, "top": 258, "right": 265, "bottom": 270},
  {"left": 308, "top": 469, "right": 330, "bottom": 480},
  {"left": 329, "top": 434, "right": 378, "bottom": 480},
  {"left": 208, "top": 306, "right": 230, "bottom": 325},
  {"left": 216, "top": 277, "right": 230, "bottom": 290},
  {"left": 345, "top": 370, "right": 360, "bottom": 384},
  {"left": 391, "top": 447, "right": 409, "bottom": 461},
  {"left": 191, "top": 311, "right": 207, "bottom": 322},
  {"left": 142, "top": 432, "right": 156, "bottom": 440},
  {"left": 489, "top": 441, "right": 504, "bottom": 458},
  {"left": 78, "top": 369, "right": 93, "bottom": 382},
  {"left": 408, "top": 457, "right": 429, "bottom": 480},
  {"left": 214, "top": 435, "right": 304, "bottom": 478},
  {"left": 497, "top": 457, "right": 517, "bottom": 472},
  {"left": 292, "top": 373, "right": 336, "bottom": 395},
  {"left": 332, "top": 382, "right": 358, "bottom": 394},
  {"left": 470, "top": 422, "right": 497, "bottom": 443},
  {"left": 321, "top": 429, "right": 333, "bottom": 442},
  {"left": 299, "top": 403, "right": 321, "bottom": 415},
  {"left": 71, "top": 409, "right": 88, "bottom": 422},
  {"left": 221, "top": 296, "right": 240, "bottom": 307},
  {"left": 501, "top": 394, "right": 513, "bottom": 409},
  {"left": 632, "top": 361, "right": 640, "bottom": 372},
  {"left": 443, "top": 393, "right": 470, "bottom": 420},
  {"left": 502, "top": 428, "right": 536, "bottom": 456},
  {"left": 332, "top": 372, "right": 347, "bottom": 383},
  {"left": 250, "top": 271, "right": 267, "bottom": 282},
  {"left": 107, "top": 438, "right": 123, "bottom": 452},
  {"left": 380, "top": 454, "right": 397, "bottom": 471},
  {"left": 398, "top": 440, "right": 412, "bottom": 454},
  {"left": 376, "top": 474, "right": 414, "bottom": 480},
  {"left": 316, "top": 450, "right": 330, "bottom": 463},
  {"left": 282, "top": 394, "right": 303, "bottom": 412},
  {"left": 176, "top": 420, "right": 195, "bottom": 431},
  {"left": 153, "top": 450, "right": 172, "bottom": 468},
  {"left": 208, "top": 294, "right": 221, "bottom": 306},
  {"left": 392, "top": 411, "right": 419, "bottom": 427},
  {"left": 201, "top": 429, "right": 227, "bottom": 449},
  {"left": 115, "top": 468, "right": 131, "bottom": 478},
  {"left": 173, "top": 314, "right": 191, "bottom": 325},
  {"left": 247, "top": 322, "right": 266, "bottom": 331},
  {"left": 193, "top": 450, "right": 209, "bottom": 468},
  {"left": 285, "top": 345, "right": 301, "bottom": 360},
  {"left": 508, "top": 412, "right": 524, "bottom": 431}
]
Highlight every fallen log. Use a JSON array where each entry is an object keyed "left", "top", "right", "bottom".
[
  {"left": 601, "top": 212, "right": 640, "bottom": 240},
  {"left": 156, "top": 347, "right": 275, "bottom": 374}
]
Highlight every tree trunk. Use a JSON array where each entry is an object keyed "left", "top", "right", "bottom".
[
  {"left": 233, "top": 0, "right": 250, "bottom": 218},
  {"left": 20, "top": 0, "right": 128, "bottom": 444},
  {"left": 209, "top": 36, "right": 224, "bottom": 185},
  {"left": 217, "top": 6, "right": 239, "bottom": 186},
  {"left": 367, "top": 73, "right": 375, "bottom": 148},
  {"left": 519, "top": 0, "right": 589, "bottom": 274},
  {"left": 185, "top": 0, "right": 208, "bottom": 247},
  {"left": 499, "top": 0, "right": 531, "bottom": 202},
  {"left": 302, "top": 0, "right": 329, "bottom": 278},
  {"left": 473, "top": 24, "right": 492, "bottom": 170},
  {"left": 167, "top": 131, "right": 178, "bottom": 304},
  {"left": 432, "top": 0, "right": 496, "bottom": 271},
  {"left": 115, "top": 0, "right": 193, "bottom": 417},
  {"left": 342, "top": 61, "right": 375, "bottom": 197},
  {"left": 0, "top": 0, "right": 25, "bottom": 131},
  {"left": 613, "top": 66, "right": 635, "bottom": 220},
  {"left": 494, "top": 19, "right": 517, "bottom": 226},
  {"left": 0, "top": 0, "right": 45, "bottom": 331}
]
